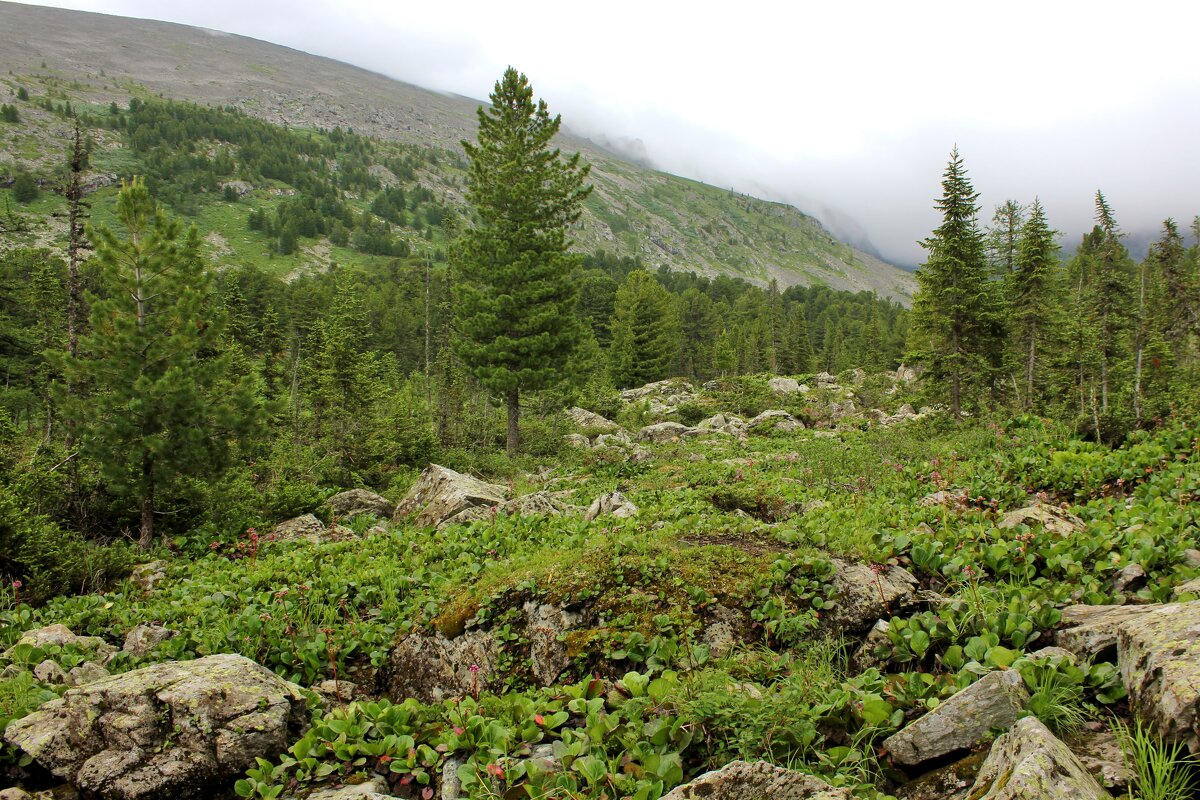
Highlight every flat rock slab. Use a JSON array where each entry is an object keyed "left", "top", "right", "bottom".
[
  {"left": 661, "top": 760, "right": 851, "bottom": 800},
  {"left": 3, "top": 654, "right": 309, "bottom": 800},
  {"left": 965, "top": 716, "right": 1111, "bottom": 799},
  {"left": 1116, "top": 599, "right": 1200, "bottom": 751},
  {"left": 883, "top": 670, "right": 1029, "bottom": 767},
  {"left": 998, "top": 502, "right": 1084, "bottom": 535},
  {"left": 1054, "top": 604, "right": 1164, "bottom": 660},
  {"left": 392, "top": 464, "right": 508, "bottom": 528}
]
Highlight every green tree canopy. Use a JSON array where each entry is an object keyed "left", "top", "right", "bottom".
[
  {"left": 457, "top": 67, "right": 592, "bottom": 455},
  {"left": 61, "top": 178, "right": 262, "bottom": 548},
  {"left": 907, "top": 147, "right": 1002, "bottom": 417}
]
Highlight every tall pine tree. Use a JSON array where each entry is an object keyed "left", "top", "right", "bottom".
[
  {"left": 907, "top": 148, "right": 1000, "bottom": 418},
  {"left": 457, "top": 68, "right": 591, "bottom": 455}
]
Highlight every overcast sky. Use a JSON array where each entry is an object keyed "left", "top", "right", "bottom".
[{"left": 15, "top": 0, "right": 1200, "bottom": 265}]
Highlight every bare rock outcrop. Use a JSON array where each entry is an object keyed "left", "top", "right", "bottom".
[
  {"left": 1116, "top": 599, "right": 1200, "bottom": 752},
  {"left": 965, "top": 716, "right": 1112, "bottom": 799},
  {"left": 392, "top": 464, "right": 508, "bottom": 528},
  {"left": 3, "top": 654, "right": 309, "bottom": 800}
]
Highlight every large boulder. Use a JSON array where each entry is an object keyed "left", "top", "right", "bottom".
[
  {"left": 1116, "top": 599, "right": 1200, "bottom": 751},
  {"left": 565, "top": 407, "right": 619, "bottom": 432},
  {"left": 3, "top": 654, "right": 309, "bottom": 800},
  {"left": 584, "top": 491, "right": 638, "bottom": 521},
  {"left": 392, "top": 464, "right": 508, "bottom": 528},
  {"left": 768, "top": 377, "right": 803, "bottom": 394},
  {"left": 883, "top": 670, "right": 1029, "bottom": 767},
  {"left": 637, "top": 421, "right": 694, "bottom": 443},
  {"left": 824, "top": 560, "right": 919, "bottom": 634},
  {"left": 746, "top": 410, "right": 804, "bottom": 433},
  {"left": 383, "top": 629, "right": 500, "bottom": 704},
  {"left": 1054, "top": 603, "right": 1162, "bottom": 660},
  {"left": 270, "top": 513, "right": 327, "bottom": 542},
  {"left": 661, "top": 760, "right": 851, "bottom": 800},
  {"left": 965, "top": 716, "right": 1111, "bottom": 799},
  {"left": 324, "top": 489, "right": 394, "bottom": 520}
]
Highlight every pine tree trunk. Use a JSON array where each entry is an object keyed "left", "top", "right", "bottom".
[
  {"left": 506, "top": 389, "right": 520, "bottom": 457},
  {"left": 138, "top": 456, "right": 155, "bottom": 550}
]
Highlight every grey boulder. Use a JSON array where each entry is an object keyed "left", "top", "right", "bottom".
[
  {"left": 883, "top": 669, "right": 1029, "bottom": 767},
  {"left": 324, "top": 488, "right": 395, "bottom": 520},
  {"left": 3, "top": 654, "right": 309, "bottom": 800},
  {"left": 392, "top": 464, "right": 508, "bottom": 528},
  {"left": 965, "top": 716, "right": 1111, "bottom": 799}
]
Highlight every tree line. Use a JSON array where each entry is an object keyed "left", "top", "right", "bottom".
[{"left": 909, "top": 147, "right": 1200, "bottom": 437}]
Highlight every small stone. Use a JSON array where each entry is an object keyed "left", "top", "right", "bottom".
[
  {"left": 128, "top": 561, "right": 168, "bottom": 593},
  {"left": 441, "top": 756, "right": 465, "bottom": 800},
  {"left": 33, "top": 660, "right": 66, "bottom": 684},
  {"left": 66, "top": 661, "right": 109, "bottom": 687},
  {"left": 1111, "top": 563, "right": 1147, "bottom": 594},
  {"left": 1183, "top": 549, "right": 1200, "bottom": 568},
  {"left": 0, "top": 789, "right": 34, "bottom": 800},
  {"left": 122, "top": 623, "right": 178, "bottom": 657},
  {"left": 768, "top": 377, "right": 802, "bottom": 394}
]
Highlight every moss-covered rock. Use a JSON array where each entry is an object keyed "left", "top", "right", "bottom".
[
  {"left": 1116, "top": 599, "right": 1200, "bottom": 752},
  {"left": 965, "top": 716, "right": 1111, "bottom": 799},
  {"left": 3, "top": 654, "right": 309, "bottom": 800}
]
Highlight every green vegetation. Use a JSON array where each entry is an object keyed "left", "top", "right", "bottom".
[{"left": 0, "top": 63, "right": 1199, "bottom": 800}]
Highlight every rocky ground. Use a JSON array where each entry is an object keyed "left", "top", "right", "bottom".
[{"left": 2, "top": 370, "right": 1199, "bottom": 799}]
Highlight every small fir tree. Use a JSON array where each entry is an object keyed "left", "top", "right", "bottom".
[{"left": 60, "top": 179, "right": 262, "bottom": 548}]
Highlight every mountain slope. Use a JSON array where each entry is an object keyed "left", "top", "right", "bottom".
[{"left": 0, "top": 1, "right": 913, "bottom": 301}]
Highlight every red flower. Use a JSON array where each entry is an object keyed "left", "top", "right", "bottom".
[{"left": 534, "top": 714, "right": 545, "bottom": 725}]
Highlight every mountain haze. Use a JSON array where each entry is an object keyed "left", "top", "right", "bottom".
[{"left": 0, "top": 1, "right": 914, "bottom": 300}]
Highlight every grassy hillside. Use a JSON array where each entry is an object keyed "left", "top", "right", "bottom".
[{"left": 0, "top": 1, "right": 914, "bottom": 301}]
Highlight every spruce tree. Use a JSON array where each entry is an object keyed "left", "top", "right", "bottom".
[
  {"left": 907, "top": 148, "right": 1000, "bottom": 418},
  {"left": 61, "top": 179, "right": 262, "bottom": 549},
  {"left": 457, "top": 67, "right": 591, "bottom": 455},
  {"left": 609, "top": 270, "right": 681, "bottom": 388},
  {"left": 1088, "top": 192, "right": 1135, "bottom": 414},
  {"left": 1008, "top": 198, "right": 1060, "bottom": 409},
  {"left": 783, "top": 305, "right": 814, "bottom": 374}
]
